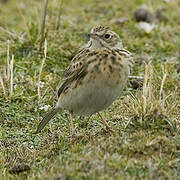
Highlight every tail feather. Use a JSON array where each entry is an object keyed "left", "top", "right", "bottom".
[{"left": 36, "top": 107, "right": 61, "bottom": 133}]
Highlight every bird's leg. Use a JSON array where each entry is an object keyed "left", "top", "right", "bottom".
[
  {"left": 98, "top": 112, "right": 114, "bottom": 133},
  {"left": 69, "top": 111, "right": 75, "bottom": 136}
]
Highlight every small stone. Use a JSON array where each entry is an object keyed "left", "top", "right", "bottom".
[
  {"left": 138, "top": 22, "right": 156, "bottom": 34},
  {"left": 134, "top": 9, "right": 154, "bottom": 23},
  {"left": 9, "top": 163, "right": 30, "bottom": 174}
]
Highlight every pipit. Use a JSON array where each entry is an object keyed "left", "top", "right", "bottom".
[{"left": 36, "top": 26, "right": 132, "bottom": 135}]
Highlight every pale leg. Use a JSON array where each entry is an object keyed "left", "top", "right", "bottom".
[{"left": 98, "top": 112, "right": 114, "bottom": 132}]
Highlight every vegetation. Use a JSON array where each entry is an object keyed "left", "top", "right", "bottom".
[{"left": 0, "top": 0, "right": 179, "bottom": 179}]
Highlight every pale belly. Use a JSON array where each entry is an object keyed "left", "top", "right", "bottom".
[{"left": 57, "top": 74, "right": 128, "bottom": 115}]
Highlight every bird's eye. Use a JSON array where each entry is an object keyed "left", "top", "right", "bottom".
[{"left": 104, "top": 34, "right": 111, "bottom": 39}]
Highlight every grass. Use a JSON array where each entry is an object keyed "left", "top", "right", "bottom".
[{"left": 0, "top": 0, "right": 180, "bottom": 179}]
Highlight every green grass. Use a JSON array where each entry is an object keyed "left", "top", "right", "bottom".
[{"left": 0, "top": 0, "right": 180, "bottom": 179}]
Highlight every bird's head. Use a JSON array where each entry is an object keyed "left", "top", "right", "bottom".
[{"left": 87, "top": 26, "right": 123, "bottom": 50}]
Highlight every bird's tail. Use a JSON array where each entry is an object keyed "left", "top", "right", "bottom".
[{"left": 36, "top": 107, "right": 62, "bottom": 133}]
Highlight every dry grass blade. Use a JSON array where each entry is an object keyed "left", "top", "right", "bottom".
[
  {"left": 56, "top": 0, "right": 63, "bottom": 30},
  {"left": 0, "top": 74, "right": 6, "bottom": 95},
  {"left": 38, "top": 39, "right": 47, "bottom": 101},
  {"left": 141, "top": 61, "right": 153, "bottom": 121},
  {"left": 128, "top": 75, "right": 144, "bottom": 80},
  {"left": 39, "top": 0, "right": 48, "bottom": 52},
  {"left": 159, "top": 63, "right": 167, "bottom": 100},
  {"left": 7, "top": 40, "right": 10, "bottom": 80},
  {"left": 10, "top": 54, "right": 14, "bottom": 95}
]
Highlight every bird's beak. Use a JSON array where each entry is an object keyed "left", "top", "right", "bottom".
[{"left": 88, "top": 33, "right": 97, "bottom": 39}]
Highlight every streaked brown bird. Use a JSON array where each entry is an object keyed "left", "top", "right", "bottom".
[{"left": 36, "top": 26, "right": 132, "bottom": 135}]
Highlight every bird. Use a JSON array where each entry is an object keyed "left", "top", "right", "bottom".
[{"left": 36, "top": 26, "right": 132, "bottom": 135}]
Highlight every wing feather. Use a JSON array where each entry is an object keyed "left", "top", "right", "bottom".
[{"left": 57, "top": 48, "right": 89, "bottom": 97}]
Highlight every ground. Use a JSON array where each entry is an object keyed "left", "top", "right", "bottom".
[{"left": 0, "top": 0, "right": 180, "bottom": 179}]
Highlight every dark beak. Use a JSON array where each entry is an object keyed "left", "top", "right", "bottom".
[{"left": 88, "top": 33, "right": 97, "bottom": 38}]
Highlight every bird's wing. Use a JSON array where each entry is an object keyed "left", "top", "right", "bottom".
[{"left": 57, "top": 48, "right": 89, "bottom": 97}]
